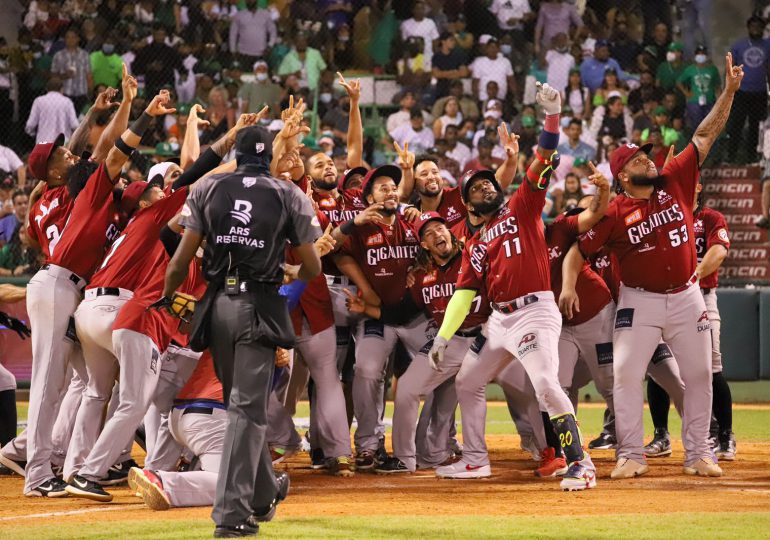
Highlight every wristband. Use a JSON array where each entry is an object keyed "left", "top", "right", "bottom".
[
  {"left": 538, "top": 129, "right": 560, "bottom": 150},
  {"left": 115, "top": 137, "right": 135, "bottom": 156},
  {"left": 543, "top": 113, "right": 560, "bottom": 133},
  {"left": 340, "top": 218, "right": 357, "bottom": 235},
  {"left": 129, "top": 112, "right": 153, "bottom": 137}
]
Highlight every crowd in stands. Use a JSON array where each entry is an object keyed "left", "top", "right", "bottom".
[{"left": 0, "top": 0, "right": 769, "bottom": 275}]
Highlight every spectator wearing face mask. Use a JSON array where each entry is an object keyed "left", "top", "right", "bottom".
[
  {"left": 656, "top": 42, "right": 686, "bottom": 93},
  {"left": 545, "top": 32, "right": 574, "bottom": 97},
  {"left": 534, "top": 0, "right": 583, "bottom": 56},
  {"left": 90, "top": 38, "right": 122, "bottom": 89},
  {"left": 330, "top": 23, "right": 354, "bottom": 71},
  {"left": 239, "top": 60, "right": 282, "bottom": 114},
  {"left": 677, "top": 45, "right": 720, "bottom": 130}
]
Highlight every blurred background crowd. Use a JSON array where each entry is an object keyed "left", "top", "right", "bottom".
[{"left": 0, "top": 0, "right": 768, "bottom": 276}]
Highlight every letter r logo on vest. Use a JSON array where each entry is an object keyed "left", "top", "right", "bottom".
[{"left": 231, "top": 200, "right": 253, "bottom": 225}]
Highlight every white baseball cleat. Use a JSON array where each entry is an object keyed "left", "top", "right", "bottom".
[
  {"left": 610, "top": 457, "right": 650, "bottom": 479},
  {"left": 435, "top": 460, "right": 491, "bottom": 479},
  {"left": 683, "top": 457, "right": 723, "bottom": 477},
  {"left": 560, "top": 462, "right": 597, "bottom": 491}
]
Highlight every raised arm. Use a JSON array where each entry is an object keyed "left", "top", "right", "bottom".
[
  {"left": 330, "top": 203, "right": 386, "bottom": 246},
  {"left": 692, "top": 52, "right": 744, "bottom": 166},
  {"left": 180, "top": 104, "right": 210, "bottom": 170},
  {"left": 577, "top": 162, "right": 610, "bottom": 233},
  {"left": 339, "top": 72, "right": 363, "bottom": 168},
  {"left": 495, "top": 122, "right": 520, "bottom": 191},
  {"left": 525, "top": 82, "right": 562, "bottom": 191},
  {"left": 69, "top": 87, "right": 119, "bottom": 158},
  {"left": 394, "top": 141, "right": 415, "bottom": 202}
]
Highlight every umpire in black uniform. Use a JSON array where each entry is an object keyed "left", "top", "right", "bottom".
[{"left": 158, "top": 125, "right": 322, "bottom": 538}]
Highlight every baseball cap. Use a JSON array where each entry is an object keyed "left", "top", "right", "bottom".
[
  {"left": 573, "top": 157, "right": 588, "bottom": 167},
  {"left": 318, "top": 134, "right": 335, "bottom": 147},
  {"left": 235, "top": 126, "right": 274, "bottom": 158},
  {"left": 176, "top": 103, "right": 192, "bottom": 116},
  {"left": 667, "top": 42, "right": 683, "bottom": 52},
  {"left": 695, "top": 44, "right": 708, "bottom": 54},
  {"left": 361, "top": 164, "right": 402, "bottom": 201},
  {"left": 253, "top": 60, "right": 268, "bottom": 71},
  {"left": 147, "top": 162, "right": 175, "bottom": 184},
  {"left": 654, "top": 105, "right": 670, "bottom": 116},
  {"left": 459, "top": 169, "right": 499, "bottom": 202},
  {"left": 416, "top": 211, "right": 446, "bottom": 238},
  {"left": 609, "top": 142, "right": 653, "bottom": 180},
  {"left": 595, "top": 39, "right": 610, "bottom": 48},
  {"left": 479, "top": 34, "right": 497, "bottom": 46},
  {"left": 155, "top": 141, "right": 178, "bottom": 157},
  {"left": 28, "top": 133, "right": 65, "bottom": 180},
  {"left": 339, "top": 166, "right": 368, "bottom": 190},
  {"left": 119, "top": 176, "right": 163, "bottom": 214},
  {"left": 439, "top": 31, "right": 453, "bottom": 42}
]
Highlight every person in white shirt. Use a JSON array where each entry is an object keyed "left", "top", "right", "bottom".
[
  {"left": 387, "top": 91, "right": 431, "bottom": 137},
  {"left": 470, "top": 36, "right": 515, "bottom": 101},
  {"left": 443, "top": 124, "right": 471, "bottom": 170},
  {"left": 0, "top": 145, "right": 26, "bottom": 187},
  {"left": 390, "top": 107, "right": 435, "bottom": 154},
  {"left": 489, "top": 0, "right": 532, "bottom": 32},
  {"left": 25, "top": 77, "right": 79, "bottom": 144},
  {"left": 400, "top": 1, "right": 439, "bottom": 67},
  {"left": 545, "top": 33, "right": 575, "bottom": 95}
]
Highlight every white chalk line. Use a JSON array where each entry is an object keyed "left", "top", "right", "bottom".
[{"left": 0, "top": 504, "right": 131, "bottom": 521}]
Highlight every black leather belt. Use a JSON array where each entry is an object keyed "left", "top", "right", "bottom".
[
  {"left": 331, "top": 276, "right": 346, "bottom": 285},
  {"left": 455, "top": 326, "right": 481, "bottom": 338},
  {"left": 701, "top": 288, "right": 712, "bottom": 295},
  {"left": 491, "top": 294, "right": 539, "bottom": 314},
  {"left": 182, "top": 406, "right": 213, "bottom": 415},
  {"left": 94, "top": 287, "right": 121, "bottom": 297},
  {"left": 226, "top": 280, "right": 280, "bottom": 294},
  {"left": 42, "top": 263, "right": 83, "bottom": 287}
]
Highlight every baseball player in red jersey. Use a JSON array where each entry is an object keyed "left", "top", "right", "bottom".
[
  {"left": 330, "top": 165, "right": 430, "bottom": 470},
  {"left": 430, "top": 83, "right": 598, "bottom": 491},
  {"left": 577, "top": 53, "right": 744, "bottom": 479},
  {"left": 644, "top": 183, "right": 735, "bottom": 460},
  {"left": 399, "top": 124, "right": 519, "bottom": 227}
]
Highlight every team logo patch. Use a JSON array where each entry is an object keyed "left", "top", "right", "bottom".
[
  {"left": 366, "top": 233, "right": 384, "bottom": 246},
  {"left": 517, "top": 332, "right": 539, "bottom": 358},
  {"left": 230, "top": 200, "right": 253, "bottom": 225},
  {"left": 718, "top": 228, "right": 729, "bottom": 243},
  {"left": 363, "top": 319, "right": 385, "bottom": 338},
  {"left": 404, "top": 228, "right": 415, "bottom": 240},
  {"left": 697, "top": 310, "right": 710, "bottom": 333},
  {"left": 624, "top": 209, "right": 642, "bottom": 226},
  {"left": 657, "top": 189, "right": 672, "bottom": 204},
  {"left": 614, "top": 308, "right": 635, "bottom": 329},
  {"left": 595, "top": 342, "right": 613, "bottom": 365},
  {"left": 422, "top": 270, "right": 437, "bottom": 285},
  {"left": 470, "top": 334, "right": 487, "bottom": 354},
  {"left": 243, "top": 177, "right": 256, "bottom": 188},
  {"left": 651, "top": 344, "right": 674, "bottom": 365},
  {"left": 548, "top": 245, "right": 562, "bottom": 260},
  {"left": 255, "top": 142, "right": 265, "bottom": 154}
]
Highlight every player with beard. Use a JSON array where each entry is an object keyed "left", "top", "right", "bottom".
[
  {"left": 429, "top": 83, "right": 598, "bottom": 491},
  {"left": 577, "top": 53, "right": 744, "bottom": 479},
  {"left": 330, "top": 166, "right": 430, "bottom": 471},
  {"left": 402, "top": 123, "right": 519, "bottom": 228}
]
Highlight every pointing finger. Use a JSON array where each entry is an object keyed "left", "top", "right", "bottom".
[
  {"left": 587, "top": 161, "right": 599, "bottom": 174},
  {"left": 324, "top": 223, "right": 333, "bottom": 235}
]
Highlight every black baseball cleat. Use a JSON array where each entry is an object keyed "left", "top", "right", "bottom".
[
  {"left": 376, "top": 437, "right": 389, "bottom": 464},
  {"left": 98, "top": 459, "right": 138, "bottom": 486},
  {"left": 715, "top": 431, "right": 737, "bottom": 461},
  {"left": 25, "top": 477, "right": 69, "bottom": 498},
  {"left": 375, "top": 457, "right": 411, "bottom": 474},
  {"left": 214, "top": 516, "right": 259, "bottom": 538},
  {"left": 588, "top": 432, "right": 617, "bottom": 450},
  {"left": 310, "top": 448, "right": 327, "bottom": 470},
  {"left": 0, "top": 453, "right": 27, "bottom": 477},
  {"left": 355, "top": 449, "right": 376, "bottom": 471},
  {"left": 251, "top": 472, "right": 290, "bottom": 523},
  {"left": 65, "top": 474, "right": 114, "bottom": 502},
  {"left": 644, "top": 428, "right": 672, "bottom": 458}
]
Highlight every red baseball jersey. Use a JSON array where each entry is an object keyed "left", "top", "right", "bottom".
[
  {"left": 286, "top": 234, "right": 335, "bottom": 335},
  {"left": 546, "top": 214, "right": 612, "bottom": 326},
  {"left": 449, "top": 217, "right": 483, "bottom": 250},
  {"left": 693, "top": 206, "right": 730, "bottom": 289},
  {"left": 313, "top": 187, "right": 366, "bottom": 276},
  {"left": 589, "top": 248, "right": 620, "bottom": 302},
  {"left": 419, "top": 187, "right": 467, "bottom": 228},
  {"left": 410, "top": 253, "right": 490, "bottom": 329},
  {"left": 175, "top": 349, "right": 223, "bottom": 403},
  {"left": 88, "top": 187, "right": 189, "bottom": 291},
  {"left": 456, "top": 180, "right": 551, "bottom": 302},
  {"left": 579, "top": 144, "right": 701, "bottom": 293},
  {"left": 339, "top": 215, "right": 420, "bottom": 307},
  {"left": 49, "top": 163, "right": 121, "bottom": 280},
  {"left": 27, "top": 185, "right": 74, "bottom": 261}
]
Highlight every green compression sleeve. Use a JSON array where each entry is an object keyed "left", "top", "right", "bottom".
[{"left": 437, "top": 289, "right": 476, "bottom": 341}]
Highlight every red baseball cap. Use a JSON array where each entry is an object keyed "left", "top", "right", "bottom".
[
  {"left": 415, "top": 211, "right": 445, "bottom": 238},
  {"left": 361, "top": 164, "right": 402, "bottom": 201},
  {"left": 338, "top": 166, "right": 368, "bottom": 190},
  {"left": 28, "top": 134, "right": 65, "bottom": 181},
  {"left": 120, "top": 177, "right": 163, "bottom": 214},
  {"left": 609, "top": 142, "right": 653, "bottom": 180}
]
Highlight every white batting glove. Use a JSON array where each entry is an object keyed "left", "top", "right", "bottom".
[
  {"left": 535, "top": 82, "right": 561, "bottom": 115},
  {"left": 428, "top": 336, "right": 448, "bottom": 371}
]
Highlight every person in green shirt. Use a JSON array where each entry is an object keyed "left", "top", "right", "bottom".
[
  {"left": 677, "top": 45, "right": 721, "bottom": 130},
  {"left": 278, "top": 32, "right": 327, "bottom": 91},
  {"left": 90, "top": 38, "right": 123, "bottom": 88},
  {"left": 641, "top": 106, "right": 682, "bottom": 149},
  {"left": 656, "top": 41, "right": 686, "bottom": 91}
]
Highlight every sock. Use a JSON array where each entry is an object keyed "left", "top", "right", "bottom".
[
  {"left": 541, "top": 411, "right": 562, "bottom": 458},
  {"left": 712, "top": 371, "right": 733, "bottom": 435},
  {"left": 550, "top": 413, "right": 585, "bottom": 465},
  {"left": 0, "top": 389, "right": 16, "bottom": 446},
  {"left": 646, "top": 377, "right": 670, "bottom": 432}
]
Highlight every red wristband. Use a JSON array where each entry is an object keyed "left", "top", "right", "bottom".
[{"left": 544, "top": 113, "right": 560, "bottom": 134}]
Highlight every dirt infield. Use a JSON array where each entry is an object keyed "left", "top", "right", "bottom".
[{"left": 1, "top": 435, "right": 768, "bottom": 528}]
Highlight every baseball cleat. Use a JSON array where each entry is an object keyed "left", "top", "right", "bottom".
[
  {"left": 310, "top": 448, "right": 327, "bottom": 470},
  {"left": 214, "top": 517, "right": 259, "bottom": 538},
  {"left": 610, "top": 458, "right": 650, "bottom": 479},
  {"left": 98, "top": 458, "right": 137, "bottom": 486},
  {"left": 252, "top": 472, "right": 290, "bottom": 523},
  {"left": 450, "top": 438, "right": 463, "bottom": 457},
  {"left": 375, "top": 457, "right": 412, "bottom": 475},
  {"left": 355, "top": 450, "right": 377, "bottom": 471},
  {"left": 519, "top": 433, "right": 541, "bottom": 462},
  {"left": 376, "top": 437, "right": 389, "bottom": 465},
  {"left": 560, "top": 462, "right": 597, "bottom": 491},
  {"left": 130, "top": 468, "right": 170, "bottom": 511},
  {"left": 25, "top": 477, "right": 69, "bottom": 498},
  {"left": 588, "top": 432, "right": 617, "bottom": 450},
  {"left": 715, "top": 432, "right": 736, "bottom": 461},
  {"left": 270, "top": 446, "right": 296, "bottom": 466},
  {"left": 534, "top": 447, "right": 568, "bottom": 478},
  {"left": 435, "top": 460, "right": 491, "bottom": 479},
  {"left": 644, "top": 428, "right": 672, "bottom": 457},
  {"left": 328, "top": 456, "right": 355, "bottom": 477},
  {"left": 0, "top": 453, "right": 27, "bottom": 477},
  {"left": 65, "top": 474, "right": 113, "bottom": 502},
  {"left": 684, "top": 457, "right": 723, "bottom": 477}
]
